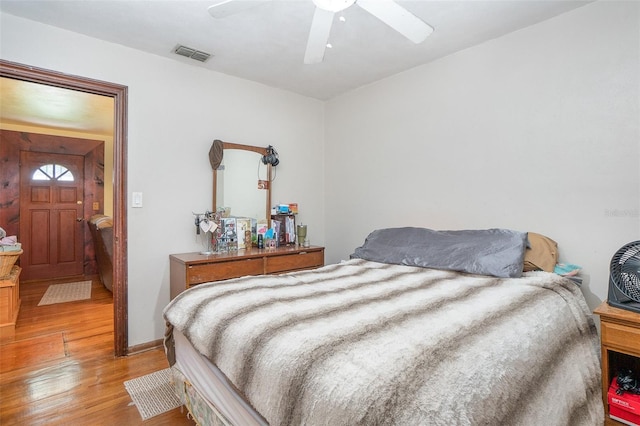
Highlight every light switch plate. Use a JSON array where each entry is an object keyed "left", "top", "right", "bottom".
[{"left": 132, "top": 192, "right": 143, "bottom": 208}]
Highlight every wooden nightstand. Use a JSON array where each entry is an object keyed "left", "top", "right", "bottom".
[
  {"left": 594, "top": 301, "right": 640, "bottom": 425},
  {"left": 170, "top": 245, "right": 324, "bottom": 299},
  {"left": 0, "top": 266, "right": 21, "bottom": 332}
]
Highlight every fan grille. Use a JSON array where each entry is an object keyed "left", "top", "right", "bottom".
[
  {"left": 620, "top": 272, "right": 640, "bottom": 300},
  {"left": 618, "top": 246, "right": 639, "bottom": 264},
  {"left": 611, "top": 242, "right": 640, "bottom": 302}
]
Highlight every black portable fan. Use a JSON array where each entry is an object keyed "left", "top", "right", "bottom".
[{"left": 608, "top": 241, "right": 640, "bottom": 313}]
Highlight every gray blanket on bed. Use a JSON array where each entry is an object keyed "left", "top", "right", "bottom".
[{"left": 163, "top": 259, "right": 603, "bottom": 426}]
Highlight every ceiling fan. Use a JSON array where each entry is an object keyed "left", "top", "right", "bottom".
[{"left": 208, "top": 0, "right": 434, "bottom": 64}]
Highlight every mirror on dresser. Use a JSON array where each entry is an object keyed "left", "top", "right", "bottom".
[
  {"left": 213, "top": 142, "right": 271, "bottom": 220},
  {"left": 170, "top": 141, "right": 324, "bottom": 299}
]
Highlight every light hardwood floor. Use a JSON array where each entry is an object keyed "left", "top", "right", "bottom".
[{"left": 0, "top": 276, "right": 195, "bottom": 425}]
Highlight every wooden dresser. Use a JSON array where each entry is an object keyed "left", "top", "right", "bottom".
[
  {"left": 0, "top": 266, "right": 21, "bottom": 331},
  {"left": 594, "top": 301, "right": 640, "bottom": 424},
  {"left": 170, "top": 245, "right": 324, "bottom": 299}
]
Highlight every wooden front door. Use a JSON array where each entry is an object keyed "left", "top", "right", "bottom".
[{"left": 19, "top": 152, "right": 85, "bottom": 281}]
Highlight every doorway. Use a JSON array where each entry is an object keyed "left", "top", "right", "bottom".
[
  {"left": 19, "top": 152, "right": 86, "bottom": 280},
  {"left": 0, "top": 60, "right": 129, "bottom": 356}
]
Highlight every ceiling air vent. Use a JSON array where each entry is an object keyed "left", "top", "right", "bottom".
[{"left": 173, "top": 44, "right": 212, "bottom": 63}]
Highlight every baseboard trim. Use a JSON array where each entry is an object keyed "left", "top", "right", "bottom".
[{"left": 127, "top": 338, "right": 163, "bottom": 355}]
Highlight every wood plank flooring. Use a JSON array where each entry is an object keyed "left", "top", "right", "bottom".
[{"left": 0, "top": 277, "right": 195, "bottom": 425}]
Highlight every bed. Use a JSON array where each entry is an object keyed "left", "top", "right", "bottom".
[{"left": 163, "top": 228, "right": 603, "bottom": 425}]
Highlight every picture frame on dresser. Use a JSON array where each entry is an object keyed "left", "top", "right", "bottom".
[
  {"left": 218, "top": 217, "right": 237, "bottom": 251},
  {"left": 236, "top": 218, "right": 252, "bottom": 249},
  {"left": 271, "top": 213, "right": 295, "bottom": 246}
]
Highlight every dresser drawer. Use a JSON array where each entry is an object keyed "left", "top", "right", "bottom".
[
  {"left": 601, "top": 321, "right": 640, "bottom": 354},
  {"left": 265, "top": 250, "right": 324, "bottom": 274},
  {"left": 187, "top": 258, "right": 264, "bottom": 285},
  {"left": 171, "top": 247, "right": 325, "bottom": 299}
]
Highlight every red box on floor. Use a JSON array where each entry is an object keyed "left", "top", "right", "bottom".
[{"left": 609, "top": 377, "right": 640, "bottom": 426}]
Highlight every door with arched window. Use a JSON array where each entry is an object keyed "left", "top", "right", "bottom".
[{"left": 19, "top": 151, "right": 85, "bottom": 281}]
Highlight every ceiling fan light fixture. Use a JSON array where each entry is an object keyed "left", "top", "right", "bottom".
[{"left": 312, "top": 0, "right": 355, "bottom": 12}]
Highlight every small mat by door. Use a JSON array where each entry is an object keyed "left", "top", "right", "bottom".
[
  {"left": 38, "top": 281, "right": 92, "bottom": 306},
  {"left": 124, "top": 368, "right": 181, "bottom": 420}
]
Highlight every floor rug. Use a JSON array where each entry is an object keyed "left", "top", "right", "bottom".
[
  {"left": 124, "top": 368, "right": 181, "bottom": 420},
  {"left": 37, "top": 281, "right": 92, "bottom": 306}
]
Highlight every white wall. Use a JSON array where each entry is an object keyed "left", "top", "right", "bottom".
[
  {"left": 2, "top": 0, "right": 638, "bottom": 345},
  {"left": 0, "top": 12, "right": 325, "bottom": 346},
  {"left": 324, "top": 0, "right": 640, "bottom": 310}
]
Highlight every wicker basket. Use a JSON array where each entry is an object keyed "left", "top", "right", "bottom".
[{"left": 0, "top": 250, "right": 22, "bottom": 278}]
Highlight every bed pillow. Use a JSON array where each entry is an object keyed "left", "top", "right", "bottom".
[
  {"left": 523, "top": 232, "right": 558, "bottom": 272},
  {"left": 350, "top": 227, "right": 527, "bottom": 278}
]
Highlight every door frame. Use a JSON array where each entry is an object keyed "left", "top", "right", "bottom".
[{"left": 1, "top": 59, "right": 129, "bottom": 357}]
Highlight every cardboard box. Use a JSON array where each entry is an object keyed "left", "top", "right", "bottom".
[{"left": 609, "top": 377, "right": 640, "bottom": 426}]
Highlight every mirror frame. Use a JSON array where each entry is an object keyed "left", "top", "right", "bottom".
[{"left": 212, "top": 141, "right": 272, "bottom": 220}]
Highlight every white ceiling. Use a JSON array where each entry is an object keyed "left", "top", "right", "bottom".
[
  {"left": 0, "top": 77, "right": 115, "bottom": 136},
  {"left": 0, "top": 0, "right": 592, "bottom": 101}
]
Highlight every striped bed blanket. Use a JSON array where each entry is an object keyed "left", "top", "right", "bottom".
[{"left": 163, "top": 259, "right": 603, "bottom": 425}]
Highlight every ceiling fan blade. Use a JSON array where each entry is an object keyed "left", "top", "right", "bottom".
[
  {"left": 357, "top": 0, "right": 433, "bottom": 44},
  {"left": 208, "top": 0, "right": 270, "bottom": 19},
  {"left": 304, "top": 7, "right": 335, "bottom": 64}
]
